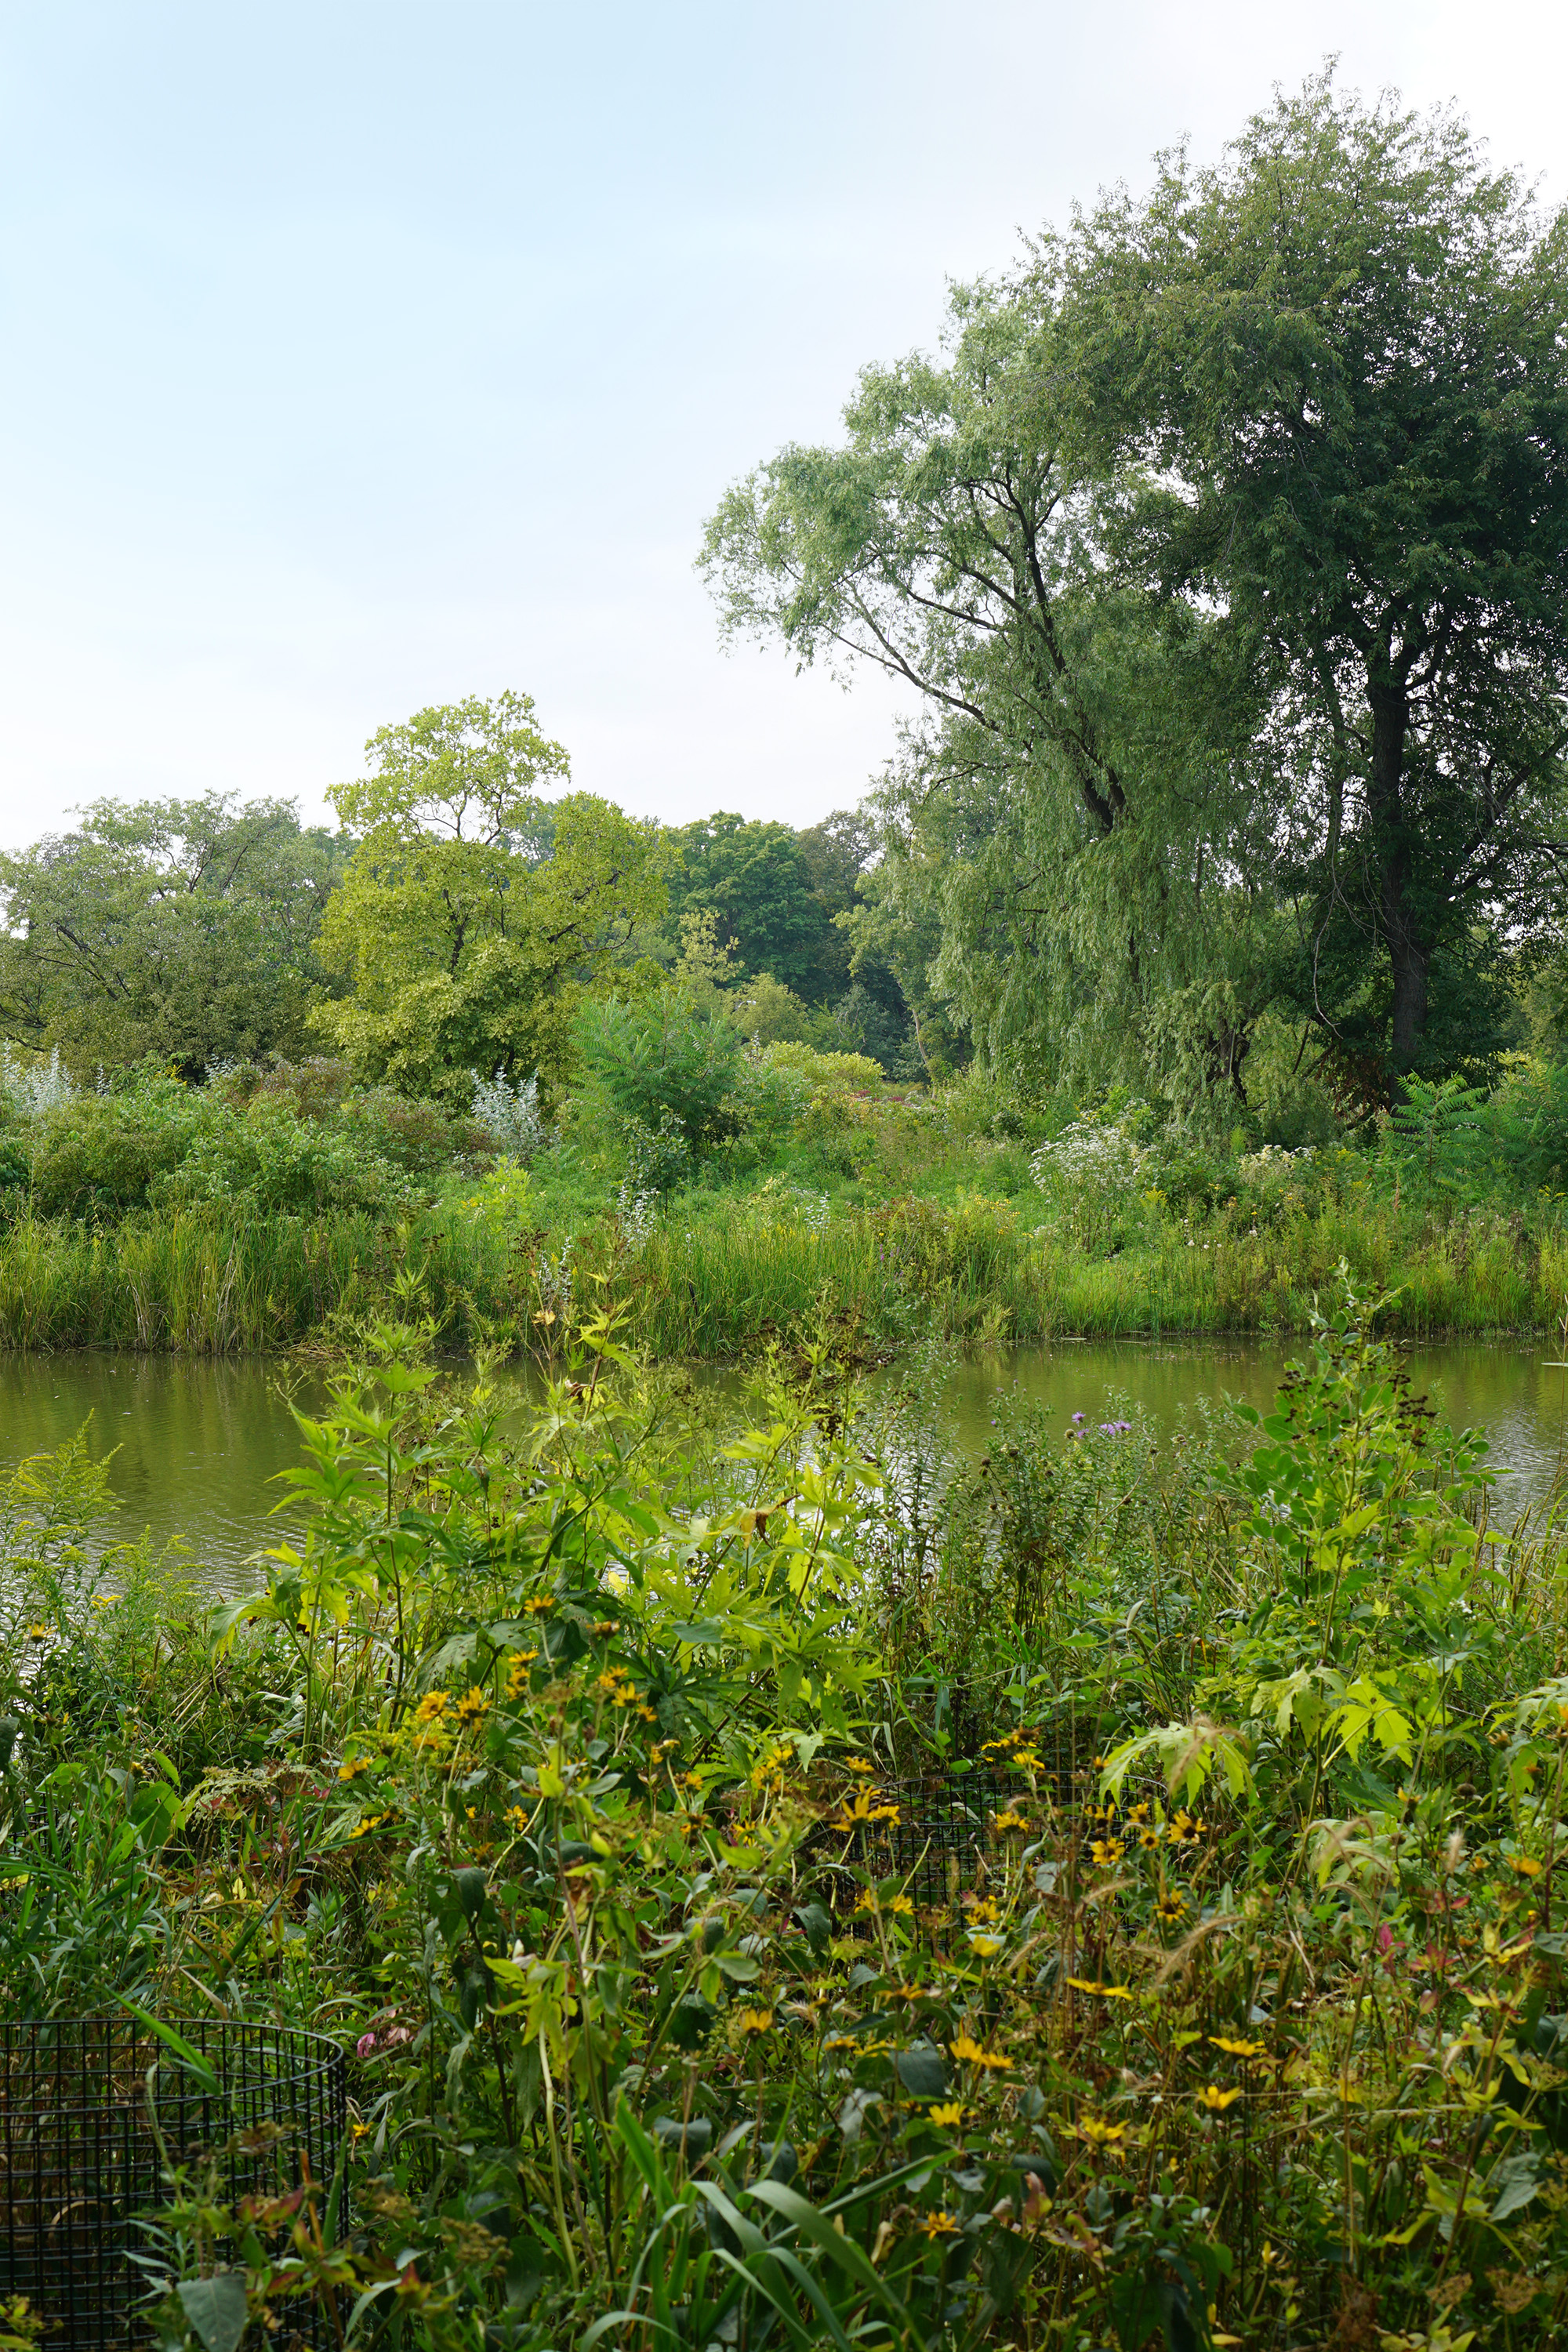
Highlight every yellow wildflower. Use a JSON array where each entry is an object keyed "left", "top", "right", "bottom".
[
  {"left": 1067, "top": 1979, "right": 1133, "bottom": 2001},
  {"left": 338, "top": 1755, "right": 372, "bottom": 1783},
  {"left": 927, "top": 2102, "right": 965, "bottom": 2130},
  {"left": 1076, "top": 2114, "right": 1127, "bottom": 2147},
  {"left": 917, "top": 2211, "right": 960, "bottom": 2239},
  {"left": 734, "top": 2008, "right": 774, "bottom": 2036},
  {"left": 454, "top": 1686, "right": 490, "bottom": 1726},
  {"left": 505, "top": 1650, "right": 539, "bottom": 1694},
  {"left": 413, "top": 1692, "right": 448, "bottom": 1725},
  {"left": 949, "top": 2032, "right": 1010, "bottom": 2072},
  {"left": 1210, "top": 2036, "right": 1265, "bottom": 2060},
  {"left": 969, "top": 1934, "right": 1004, "bottom": 1958},
  {"left": 1196, "top": 2085, "right": 1243, "bottom": 2112}
]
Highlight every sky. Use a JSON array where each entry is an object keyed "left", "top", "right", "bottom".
[{"left": 0, "top": 0, "right": 1564, "bottom": 848}]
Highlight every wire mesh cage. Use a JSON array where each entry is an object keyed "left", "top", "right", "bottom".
[{"left": 0, "top": 2017, "right": 347, "bottom": 2350}]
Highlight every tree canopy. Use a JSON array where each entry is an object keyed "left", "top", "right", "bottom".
[
  {"left": 0, "top": 793, "right": 343, "bottom": 1074},
  {"left": 703, "top": 72, "right": 1568, "bottom": 1105},
  {"left": 313, "top": 693, "right": 666, "bottom": 1102}
]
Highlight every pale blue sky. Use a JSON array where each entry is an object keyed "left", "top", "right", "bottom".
[{"left": 1, "top": 0, "right": 1563, "bottom": 844}]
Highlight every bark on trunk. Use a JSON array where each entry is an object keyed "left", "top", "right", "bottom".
[{"left": 1367, "top": 676, "right": 1428, "bottom": 1073}]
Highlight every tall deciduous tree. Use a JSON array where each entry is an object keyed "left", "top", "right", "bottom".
[
  {"left": 700, "top": 283, "right": 1274, "bottom": 1102},
  {"left": 1064, "top": 72, "right": 1568, "bottom": 1081},
  {"left": 0, "top": 793, "right": 343, "bottom": 1073},
  {"left": 313, "top": 693, "right": 666, "bottom": 1102},
  {"left": 663, "top": 814, "right": 834, "bottom": 1001}
]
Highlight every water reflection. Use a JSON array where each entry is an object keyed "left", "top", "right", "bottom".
[{"left": 2, "top": 1337, "right": 1565, "bottom": 1595}]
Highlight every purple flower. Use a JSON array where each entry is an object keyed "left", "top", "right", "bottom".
[
  {"left": 356, "top": 2031, "right": 377, "bottom": 2060},
  {"left": 1071, "top": 1412, "right": 1086, "bottom": 1425},
  {"left": 1098, "top": 1420, "right": 1132, "bottom": 1435}
]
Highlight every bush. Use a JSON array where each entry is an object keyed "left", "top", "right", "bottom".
[{"left": 576, "top": 991, "right": 749, "bottom": 1162}]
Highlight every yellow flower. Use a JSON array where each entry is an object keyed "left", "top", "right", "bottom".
[
  {"left": 992, "top": 1809, "right": 1028, "bottom": 1832},
  {"left": 967, "top": 1897, "right": 1000, "bottom": 1922},
  {"left": 1196, "top": 2085, "right": 1243, "bottom": 2112},
  {"left": 505, "top": 1650, "right": 539, "bottom": 1693},
  {"left": 927, "top": 2102, "right": 965, "bottom": 2130},
  {"left": 890, "top": 1893, "right": 914, "bottom": 1917},
  {"left": 1067, "top": 1978, "right": 1133, "bottom": 2001},
  {"left": 842, "top": 1756, "right": 875, "bottom": 1774},
  {"left": 968, "top": 1934, "right": 1004, "bottom": 1958},
  {"left": 1154, "top": 1893, "right": 1188, "bottom": 1923},
  {"left": 1089, "top": 1838, "right": 1127, "bottom": 1868},
  {"left": 338, "top": 1755, "right": 372, "bottom": 1783},
  {"left": 949, "top": 2032, "right": 1010, "bottom": 2072},
  {"left": 1076, "top": 2114, "right": 1127, "bottom": 2147},
  {"left": 454, "top": 1686, "right": 490, "bottom": 1726},
  {"left": 734, "top": 2008, "right": 774, "bottom": 2036},
  {"left": 1010, "top": 1748, "right": 1043, "bottom": 1772},
  {"left": 1508, "top": 1853, "right": 1544, "bottom": 1878},
  {"left": 523, "top": 1593, "right": 553, "bottom": 1614},
  {"left": 1210, "top": 2036, "right": 1265, "bottom": 2060},
  {"left": 917, "top": 2210, "right": 960, "bottom": 2239},
  {"left": 91, "top": 1592, "right": 120, "bottom": 1607},
  {"left": 27, "top": 1625, "right": 49, "bottom": 1641},
  {"left": 413, "top": 1691, "right": 449, "bottom": 1725},
  {"left": 348, "top": 1811, "right": 392, "bottom": 1842}
]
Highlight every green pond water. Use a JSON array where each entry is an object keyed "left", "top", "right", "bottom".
[{"left": 2, "top": 1338, "right": 1565, "bottom": 1595}]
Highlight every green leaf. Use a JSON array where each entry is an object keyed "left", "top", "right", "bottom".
[
  {"left": 177, "top": 2273, "right": 250, "bottom": 2352},
  {"left": 120, "top": 2002, "right": 220, "bottom": 2098},
  {"left": 892, "top": 2045, "right": 949, "bottom": 2100}
]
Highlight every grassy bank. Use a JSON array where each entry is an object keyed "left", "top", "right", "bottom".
[
  {"left": 2, "top": 1050, "right": 1567, "bottom": 1352},
  {"left": 0, "top": 1184, "right": 1562, "bottom": 1353}
]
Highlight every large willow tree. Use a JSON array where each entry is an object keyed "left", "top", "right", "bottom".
[
  {"left": 704, "top": 74, "right": 1568, "bottom": 1102},
  {"left": 701, "top": 278, "right": 1276, "bottom": 1102}
]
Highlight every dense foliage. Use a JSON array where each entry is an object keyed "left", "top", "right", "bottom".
[
  {"left": 702, "top": 74, "right": 1568, "bottom": 1107},
  {"left": 5, "top": 1293, "right": 1568, "bottom": 2347}
]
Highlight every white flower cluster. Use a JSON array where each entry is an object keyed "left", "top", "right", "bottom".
[
  {"left": 1030, "top": 1119, "right": 1147, "bottom": 1201},
  {"left": 470, "top": 1067, "right": 548, "bottom": 1162},
  {"left": 0, "top": 1045, "right": 74, "bottom": 1117},
  {"left": 615, "top": 1181, "right": 659, "bottom": 1250},
  {"left": 1238, "top": 1143, "right": 1316, "bottom": 1189}
]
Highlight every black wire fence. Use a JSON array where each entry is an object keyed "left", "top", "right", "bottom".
[{"left": 0, "top": 2018, "right": 347, "bottom": 2350}]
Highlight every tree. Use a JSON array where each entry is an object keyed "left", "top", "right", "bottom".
[
  {"left": 313, "top": 693, "right": 666, "bottom": 1101},
  {"left": 700, "top": 281, "right": 1276, "bottom": 1104},
  {"left": 0, "top": 793, "right": 343, "bottom": 1074},
  {"left": 664, "top": 814, "right": 835, "bottom": 1001},
  {"left": 1064, "top": 72, "right": 1568, "bottom": 1083}
]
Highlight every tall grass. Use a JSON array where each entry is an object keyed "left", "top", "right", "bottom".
[{"left": 2, "top": 1189, "right": 1562, "bottom": 1354}]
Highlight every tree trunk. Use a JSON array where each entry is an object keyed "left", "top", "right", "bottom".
[{"left": 1367, "top": 676, "right": 1429, "bottom": 1075}]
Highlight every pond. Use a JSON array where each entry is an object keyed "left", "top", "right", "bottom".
[{"left": 2, "top": 1336, "right": 1565, "bottom": 1594}]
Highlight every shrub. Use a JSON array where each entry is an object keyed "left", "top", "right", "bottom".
[{"left": 576, "top": 991, "right": 748, "bottom": 1160}]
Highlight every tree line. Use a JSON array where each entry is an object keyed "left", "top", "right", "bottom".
[{"left": 0, "top": 693, "right": 916, "bottom": 1098}]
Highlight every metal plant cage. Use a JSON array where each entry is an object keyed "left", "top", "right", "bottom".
[
  {"left": 0, "top": 2017, "right": 347, "bottom": 2350},
  {"left": 818, "top": 1726, "right": 1102, "bottom": 1915}
]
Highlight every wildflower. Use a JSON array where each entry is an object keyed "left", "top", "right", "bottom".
[
  {"left": 1508, "top": 1854, "right": 1544, "bottom": 1878},
  {"left": 454, "top": 1686, "right": 490, "bottom": 1727},
  {"left": 1210, "top": 2036, "right": 1265, "bottom": 2060},
  {"left": 338, "top": 1755, "right": 372, "bottom": 1783},
  {"left": 993, "top": 1809, "right": 1028, "bottom": 1832},
  {"left": 413, "top": 1692, "right": 449, "bottom": 1726},
  {"left": 91, "top": 1592, "right": 120, "bottom": 1607},
  {"left": 505, "top": 1803, "right": 535, "bottom": 1835},
  {"left": 969, "top": 1934, "right": 1004, "bottom": 1958},
  {"left": 842, "top": 1756, "right": 875, "bottom": 1775},
  {"left": 523, "top": 1594, "right": 553, "bottom": 1615},
  {"left": 1196, "top": 2085, "right": 1243, "bottom": 2112},
  {"left": 505, "top": 1650, "right": 539, "bottom": 1693},
  {"left": 890, "top": 1893, "right": 914, "bottom": 1917},
  {"left": 1137, "top": 1828, "right": 1160, "bottom": 1851},
  {"left": 927, "top": 2102, "right": 965, "bottom": 2129},
  {"left": 26, "top": 1625, "right": 49, "bottom": 1641},
  {"left": 734, "top": 2009, "right": 774, "bottom": 2036},
  {"left": 917, "top": 2210, "right": 960, "bottom": 2239},
  {"left": 891, "top": 1983, "right": 926, "bottom": 2002},
  {"left": 1011, "top": 1749, "right": 1043, "bottom": 1772},
  {"left": 1089, "top": 1838, "right": 1127, "bottom": 1869},
  {"left": 1154, "top": 1893, "right": 1188, "bottom": 1924},
  {"left": 348, "top": 1812, "right": 393, "bottom": 1842},
  {"left": 1066, "top": 1978, "right": 1133, "bottom": 2001},
  {"left": 1076, "top": 2114, "right": 1127, "bottom": 2147},
  {"left": 949, "top": 2032, "right": 1010, "bottom": 2071}
]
